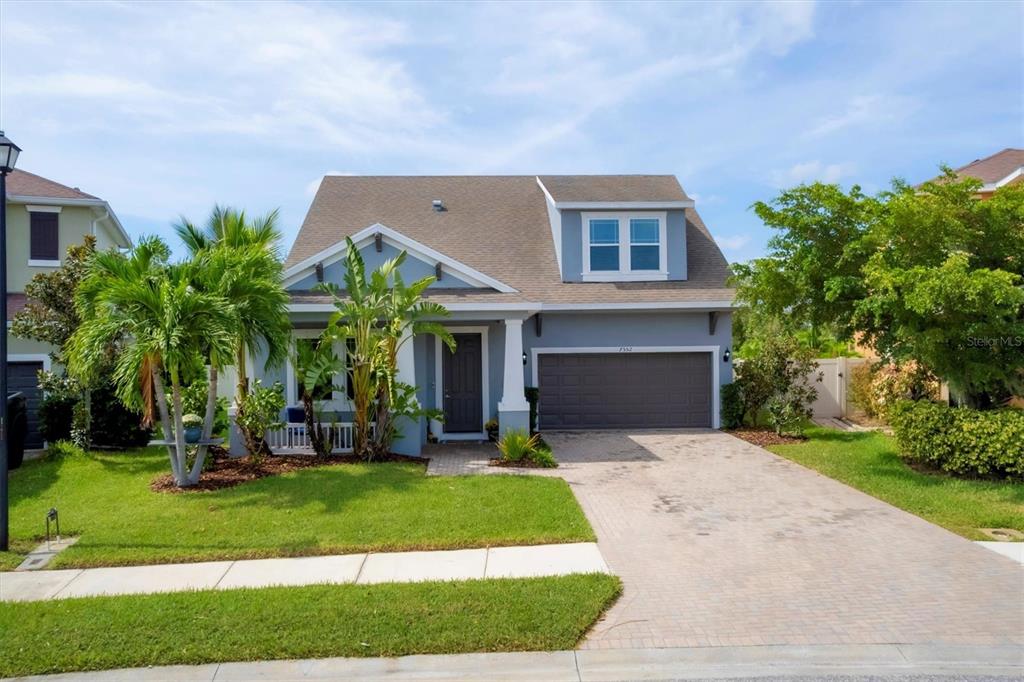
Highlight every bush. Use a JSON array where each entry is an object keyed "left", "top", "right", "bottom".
[
  {"left": 497, "top": 429, "right": 539, "bottom": 462},
  {"left": 531, "top": 444, "right": 558, "bottom": 468},
  {"left": 38, "top": 394, "right": 75, "bottom": 443},
  {"left": 236, "top": 380, "right": 285, "bottom": 459},
  {"left": 733, "top": 331, "right": 820, "bottom": 428},
  {"left": 524, "top": 387, "right": 539, "bottom": 435},
  {"left": 181, "top": 380, "right": 230, "bottom": 436},
  {"left": 720, "top": 382, "right": 745, "bottom": 429},
  {"left": 47, "top": 440, "right": 86, "bottom": 459},
  {"left": 766, "top": 382, "right": 817, "bottom": 436},
  {"left": 889, "top": 400, "right": 1024, "bottom": 479},
  {"left": 90, "top": 383, "right": 152, "bottom": 448}
]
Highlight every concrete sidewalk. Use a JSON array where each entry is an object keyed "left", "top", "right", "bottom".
[
  {"left": 0, "top": 542, "right": 608, "bottom": 602},
  {"left": 7, "top": 644, "right": 1022, "bottom": 681}
]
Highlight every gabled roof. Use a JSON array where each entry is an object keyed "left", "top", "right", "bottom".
[
  {"left": 950, "top": 148, "right": 1024, "bottom": 189},
  {"left": 5, "top": 169, "right": 100, "bottom": 200},
  {"left": 286, "top": 175, "right": 732, "bottom": 306}
]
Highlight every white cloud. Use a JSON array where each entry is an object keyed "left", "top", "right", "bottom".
[
  {"left": 716, "top": 234, "right": 751, "bottom": 251},
  {"left": 770, "top": 160, "right": 855, "bottom": 187},
  {"left": 805, "top": 94, "right": 919, "bottom": 138}
]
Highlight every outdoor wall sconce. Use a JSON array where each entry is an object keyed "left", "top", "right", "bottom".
[
  {"left": 522, "top": 352, "right": 528, "bottom": 366},
  {"left": 723, "top": 348, "right": 731, "bottom": 363}
]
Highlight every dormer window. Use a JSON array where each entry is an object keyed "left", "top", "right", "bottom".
[{"left": 582, "top": 212, "right": 667, "bottom": 281}]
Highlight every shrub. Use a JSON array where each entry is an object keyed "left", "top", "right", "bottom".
[
  {"left": 849, "top": 363, "right": 940, "bottom": 421},
  {"left": 733, "top": 332, "right": 820, "bottom": 428},
  {"left": 889, "top": 400, "right": 1024, "bottom": 479},
  {"left": 848, "top": 363, "right": 878, "bottom": 418},
  {"left": 47, "top": 440, "right": 86, "bottom": 459},
  {"left": 497, "top": 429, "right": 540, "bottom": 462},
  {"left": 181, "top": 380, "right": 230, "bottom": 436},
  {"left": 531, "top": 444, "right": 558, "bottom": 468},
  {"left": 720, "top": 382, "right": 745, "bottom": 429},
  {"left": 766, "top": 381, "right": 817, "bottom": 436},
  {"left": 38, "top": 394, "right": 75, "bottom": 443},
  {"left": 90, "top": 383, "right": 152, "bottom": 448},
  {"left": 236, "top": 380, "right": 286, "bottom": 460},
  {"left": 524, "top": 387, "right": 540, "bottom": 434}
]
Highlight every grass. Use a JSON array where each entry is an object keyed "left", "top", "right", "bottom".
[
  {"left": 0, "top": 573, "right": 621, "bottom": 678},
  {"left": 769, "top": 426, "right": 1024, "bottom": 540},
  {"left": 0, "top": 448, "right": 593, "bottom": 570}
]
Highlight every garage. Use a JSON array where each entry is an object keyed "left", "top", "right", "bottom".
[
  {"left": 8, "top": 361, "right": 44, "bottom": 449},
  {"left": 537, "top": 352, "right": 713, "bottom": 429}
]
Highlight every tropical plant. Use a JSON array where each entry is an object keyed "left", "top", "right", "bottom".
[
  {"left": 174, "top": 206, "right": 291, "bottom": 449},
  {"left": 497, "top": 429, "right": 541, "bottom": 462},
  {"left": 67, "top": 237, "right": 237, "bottom": 487},
  {"left": 322, "top": 238, "right": 453, "bottom": 460},
  {"left": 234, "top": 380, "right": 286, "bottom": 461},
  {"left": 293, "top": 337, "right": 344, "bottom": 460}
]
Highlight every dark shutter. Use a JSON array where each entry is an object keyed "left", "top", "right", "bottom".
[{"left": 30, "top": 212, "right": 60, "bottom": 261}]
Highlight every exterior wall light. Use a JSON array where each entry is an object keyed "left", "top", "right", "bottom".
[{"left": 723, "top": 348, "right": 731, "bottom": 363}]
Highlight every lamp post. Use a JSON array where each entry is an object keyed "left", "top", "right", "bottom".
[{"left": 0, "top": 130, "right": 22, "bottom": 551}]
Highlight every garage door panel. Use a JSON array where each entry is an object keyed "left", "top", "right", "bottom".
[
  {"left": 538, "top": 352, "right": 712, "bottom": 429},
  {"left": 8, "top": 362, "right": 45, "bottom": 448}
]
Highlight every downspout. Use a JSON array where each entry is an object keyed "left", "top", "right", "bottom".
[{"left": 91, "top": 208, "right": 109, "bottom": 238}]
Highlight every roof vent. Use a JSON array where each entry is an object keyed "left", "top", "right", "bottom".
[{"left": 432, "top": 199, "right": 445, "bottom": 212}]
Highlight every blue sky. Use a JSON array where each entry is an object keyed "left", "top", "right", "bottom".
[{"left": 1, "top": 0, "right": 1021, "bottom": 264}]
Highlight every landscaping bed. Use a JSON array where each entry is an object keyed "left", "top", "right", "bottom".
[
  {"left": 0, "top": 574, "right": 622, "bottom": 678},
  {"left": 150, "top": 449, "right": 424, "bottom": 492},
  {"left": 768, "top": 426, "right": 1024, "bottom": 540},
  {"left": 1, "top": 447, "right": 594, "bottom": 570},
  {"left": 727, "top": 427, "right": 806, "bottom": 447}
]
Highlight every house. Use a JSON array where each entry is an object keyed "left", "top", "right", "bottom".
[
  {"left": 945, "top": 147, "right": 1024, "bottom": 197},
  {"left": 252, "top": 175, "right": 734, "bottom": 457},
  {"left": 5, "top": 169, "right": 132, "bottom": 447}
]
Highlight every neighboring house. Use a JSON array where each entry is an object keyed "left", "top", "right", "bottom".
[
  {"left": 252, "top": 175, "right": 734, "bottom": 457},
  {"left": 945, "top": 147, "right": 1024, "bottom": 197},
  {"left": 5, "top": 169, "right": 132, "bottom": 447}
]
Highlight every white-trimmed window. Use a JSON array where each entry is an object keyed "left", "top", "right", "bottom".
[
  {"left": 284, "top": 330, "right": 353, "bottom": 408},
  {"left": 582, "top": 212, "right": 667, "bottom": 281}
]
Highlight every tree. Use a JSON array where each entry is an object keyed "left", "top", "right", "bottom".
[
  {"left": 736, "top": 184, "right": 880, "bottom": 346},
  {"left": 67, "top": 237, "right": 236, "bottom": 486},
  {"left": 293, "top": 338, "right": 344, "bottom": 460},
  {"left": 174, "top": 206, "right": 290, "bottom": 457},
  {"left": 736, "top": 170, "right": 1024, "bottom": 408}
]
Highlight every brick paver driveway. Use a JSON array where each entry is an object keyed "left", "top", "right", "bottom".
[{"left": 540, "top": 430, "right": 1023, "bottom": 651}]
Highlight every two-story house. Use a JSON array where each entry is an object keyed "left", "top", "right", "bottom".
[
  {"left": 5, "top": 169, "right": 132, "bottom": 447},
  {"left": 250, "top": 175, "right": 734, "bottom": 457}
]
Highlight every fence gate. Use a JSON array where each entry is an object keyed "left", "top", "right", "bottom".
[{"left": 806, "top": 357, "right": 868, "bottom": 419}]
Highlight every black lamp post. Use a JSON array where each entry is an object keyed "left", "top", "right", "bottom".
[{"left": 0, "top": 130, "right": 22, "bottom": 551}]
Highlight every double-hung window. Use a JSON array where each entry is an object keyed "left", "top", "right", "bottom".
[{"left": 582, "top": 212, "right": 667, "bottom": 281}]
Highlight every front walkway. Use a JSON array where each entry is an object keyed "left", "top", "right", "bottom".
[
  {"left": 0, "top": 543, "right": 608, "bottom": 602},
  {"left": 429, "top": 430, "right": 1023, "bottom": 650},
  {"left": 13, "top": 643, "right": 1023, "bottom": 681}
]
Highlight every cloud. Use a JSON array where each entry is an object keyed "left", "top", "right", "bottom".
[
  {"left": 716, "top": 234, "right": 751, "bottom": 251},
  {"left": 805, "top": 94, "right": 919, "bottom": 138},
  {"left": 770, "top": 160, "right": 855, "bottom": 187}
]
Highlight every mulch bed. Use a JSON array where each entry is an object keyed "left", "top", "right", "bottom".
[
  {"left": 488, "top": 458, "right": 556, "bottom": 469},
  {"left": 151, "top": 448, "right": 425, "bottom": 493},
  {"left": 726, "top": 428, "right": 807, "bottom": 447}
]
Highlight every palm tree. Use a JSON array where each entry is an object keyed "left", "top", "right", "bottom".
[
  {"left": 174, "top": 206, "right": 290, "bottom": 403},
  {"left": 175, "top": 207, "right": 290, "bottom": 458},
  {"left": 68, "top": 237, "right": 236, "bottom": 487}
]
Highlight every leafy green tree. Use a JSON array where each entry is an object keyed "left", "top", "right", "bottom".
[
  {"left": 67, "top": 237, "right": 236, "bottom": 486},
  {"left": 735, "top": 184, "right": 880, "bottom": 346},
  {"left": 292, "top": 337, "right": 344, "bottom": 460}
]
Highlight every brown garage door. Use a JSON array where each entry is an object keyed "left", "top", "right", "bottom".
[{"left": 538, "top": 352, "right": 712, "bottom": 429}]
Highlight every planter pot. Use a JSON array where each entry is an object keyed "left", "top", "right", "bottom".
[{"left": 184, "top": 426, "right": 203, "bottom": 444}]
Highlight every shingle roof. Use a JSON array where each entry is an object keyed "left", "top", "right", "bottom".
[
  {"left": 951, "top": 148, "right": 1024, "bottom": 186},
  {"left": 5, "top": 169, "right": 100, "bottom": 200},
  {"left": 286, "top": 175, "right": 732, "bottom": 305}
]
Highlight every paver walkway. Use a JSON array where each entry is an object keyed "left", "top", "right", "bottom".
[
  {"left": 0, "top": 542, "right": 608, "bottom": 602},
  {"left": 428, "top": 431, "right": 1024, "bottom": 651}
]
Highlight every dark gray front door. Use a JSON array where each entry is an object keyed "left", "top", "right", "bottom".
[
  {"left": 443, "top": 333, "right": 483, "bottom": 432},
  {"left": 538, "top": 352, "right": 712, "bottom": 429},
  {"left": 8, "top": 361, "right": 44, "bottom": 448}
]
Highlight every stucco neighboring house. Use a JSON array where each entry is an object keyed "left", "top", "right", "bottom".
[
  {"left": 248, "top": 175, "right": 734, "bottom": 457},
  {"left": 5, "top": 169, "right": 132, "bottom": 447},
  {"left": 945, "top": 147, "right": 1024, "bottom": 197}
]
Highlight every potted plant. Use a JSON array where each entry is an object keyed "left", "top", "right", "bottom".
[
  {"left": 484, "top": 418, "right": 499, "bottom": 442},
  {"left": 182, "top": 414, "right": 204, "bottom": 444}
]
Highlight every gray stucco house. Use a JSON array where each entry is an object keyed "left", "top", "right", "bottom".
[{"left": 255, "top": 175, "right": 734, "bottom": 457}]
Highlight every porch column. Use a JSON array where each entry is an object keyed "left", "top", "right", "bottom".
[
  {"left": 390, "top": 326, "right": 422, "bottom": 457},
  {"left": 497, "top": 318, "right": 530, "bottom": 435}
]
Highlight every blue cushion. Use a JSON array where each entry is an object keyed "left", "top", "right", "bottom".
[{"left": 286, "top": 407, "right": 305, "bottom": 423}]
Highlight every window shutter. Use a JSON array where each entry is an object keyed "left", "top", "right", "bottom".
[{"left": 30, "top": 212, "right": 60, "bottom": 261}]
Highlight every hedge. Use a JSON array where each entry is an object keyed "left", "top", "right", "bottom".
[{"left": 888, "top": 400, "right": 1024, "bottom": 479}]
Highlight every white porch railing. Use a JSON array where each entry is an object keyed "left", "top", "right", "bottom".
[{"left": 265, "top": 422, "right": 359, "bottom": 455}]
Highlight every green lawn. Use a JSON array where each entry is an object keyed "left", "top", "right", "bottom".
[
  {"left": 0, "top": 448, "right": 593, "bottom": 570},
  {"left": 769, "top": 427, "right": 1024, "bottom": 540},
  {"left": 0, "top": 573, "right": 621, "bottom": 678}
]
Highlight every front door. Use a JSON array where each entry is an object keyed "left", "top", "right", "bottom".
[{"left": 443, "top": 333, "right": 483, "bottom": 432}]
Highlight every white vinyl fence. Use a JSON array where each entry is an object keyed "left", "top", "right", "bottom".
[
  {"left": 806, "top": 357, "right": 869, "bottom": 418},
  {"left": 264, "top": 422, "right": 358, "bottom": 455}
]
